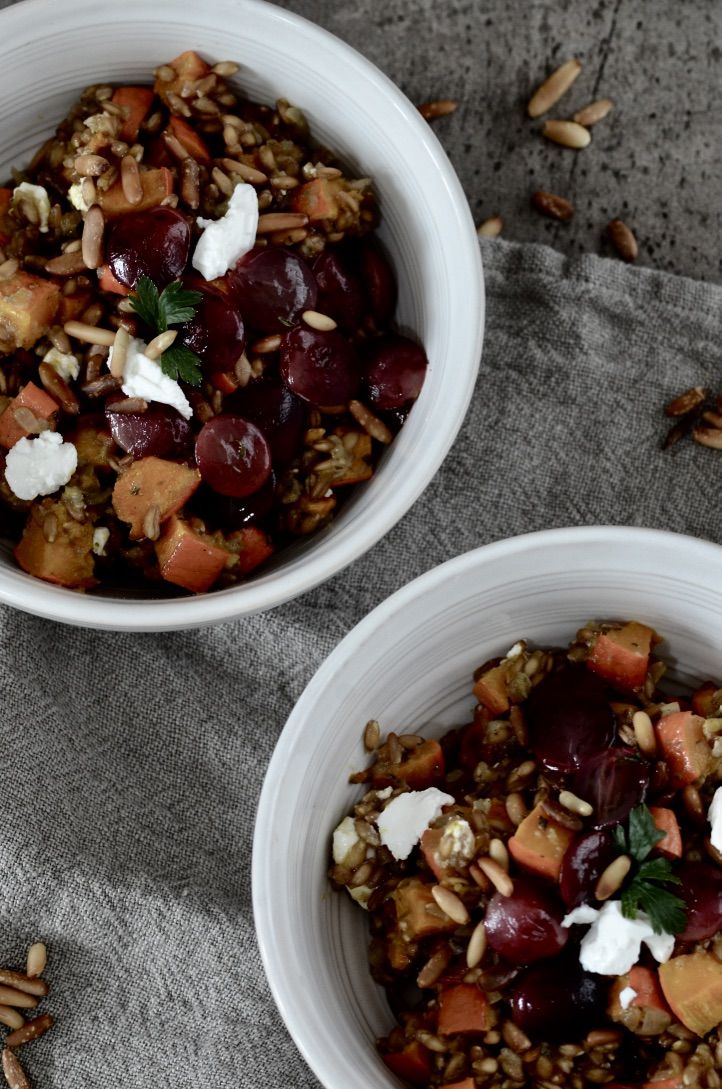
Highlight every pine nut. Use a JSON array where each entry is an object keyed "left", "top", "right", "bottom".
[
  {"left": 110, "top": 325, "right": 130, "bottom": 377},
  {"left": 542, "top": 119, "right": 591, "bottom": 149},
  {"left": 349, "top": 399, "right": 393, "bottom": 445},
  {"left": 38, "top": 363, "right": 79, "bottom": 415},
  {"left": 302, "top": 310, "right": 337, "bottom": 332},
  {"left": 418, "top": 99, "right": 458, "bottom": 120},
  {"left": 0, "top": 987, "right": 37, "bottom": 1010},
  {"left": 252, "top": 334, "right": 282, "bottom": 354},
  {"left": 692, "top": 427, "right": 722, "bottom": 450},
  {"left": 466, "top": 921, "right": 487, "bottom": 968},
  {"left": 2, "top": 1049, "right": 30, "bottom": 1089},
  {"left": 528, "top": 59, "right": 582, "bottom": 118},
  {"left": 477, "top": 857, "right": 514, "bottom": 896},
  {"left": 5, "top": 1013, "right": 54, "bottom": 1048},
  {"left": 431, "top": 884, "right": 469, "bottom": 925},
  {"left": 632, "top": 710, "right": 657, "bottom": 755},
  {"left": 595, "top": 854, "right": 632, "bottom": 900},
  {"left": 81, "top": 204, "right": 105, "bottom": 270},
  {"left": 503, "top": 1020, "right": 532, "bottom": 1053},
  {"left": 665, "top": 387, "right": 707, "bottom": 418},
  {"left": 477, "top": 215, "right": 503, "bottom": 238},
  {"left": 74, "top": 153, "right": 109, "bottom": 176},
  {"left": 573, "top": 99, "right": 614, "bottom": 126},
  {"left": 120, "top": 155, "right": 143, "bottom": 205},
  {"left": 144, "top": 329, "right": 177, "bottom": 360},
  {"left": 363, "top": 719, "right": 380, "bottom": 752},
  {"left": 213, "top": 60, "right": 240, "bottom": 77},
  {"left": 0, "top": 1007, "right": 23, "bottom": 1031},
  {"left": 505, "top": 792, "right": 528, "bottom": 826},
  {"left": 489, "top": 837, "right": 509, "bottom": 871},
  {"left": 106, "top": 397, "right": 148, "bottom": 414},
  {"left": 0, "top": 971, "right": 46, "bottom": 999},
  {"left": 142, "top": 504, "right": 161, "bottom": 542},
  {"left": 46, "top": 251, "right": 88, "bottom": 276},
  {"left": 64, "top": 320, "right": 116, "bottom": 346},
  {"left": 559, "top": 790, "right": 593, "bottom": 817},
  {"left": 257, "top": 212, "right": 308, "bottom": 233},
  {"left": 607, "top": 219, "right": 638, "bottom": 262},
  {"left": 222, "top": 158, "right": 268, "bottom": 184},
  {"left": 531, "top": 190, "right": 575, "bottom": 221},
  {"left": 180, "top": 157, "right": 200, "bottom": 209},
  {"left": 469, "top": 863, "right": 490, "bottom": 890},
  {"left": 417, "top": 946, "right": 451, "bottom": 988},
  {"left": 586, "top": 1028, "right": 623, "bottom": 1047}
]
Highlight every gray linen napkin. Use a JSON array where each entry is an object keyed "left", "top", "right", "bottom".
[{"left": 1, "top": 239, "right": 721, "bottom": 1089}]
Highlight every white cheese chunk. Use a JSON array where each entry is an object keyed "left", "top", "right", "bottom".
[
  {"left": 67, "top": 182, "right": 90, "bottom": 214},
  {"left": 192, "top": 182, "right": 258, "bottom": 280},
  {"left": 107, "top": 335, "right": 192, "bottom": 420},
  {"left": 709, "top": 786, "right": 722, "bottom": 853},
  {"left": 563, "top": 900, "right": 674, "bottom": 976},
  {"left": 619, "top": 986, "right": 638, "bottom": 1010},
  {"left": 12, "top": 182, "right": 51, "bottom": 232},
  {"left": 92, "top": 527, "right": 110, "bottom": 557},
  {"left": 376, "top": 787, "right": 455, "bottom": 861},
  {"left": 349, "top": 885, "right": 372, "bottom": 910},
  {"left": 438, "top": 818, "right": 476, "bottom": 868},
  {"left": 332, "top": 816, "right": 361, "bottom": 865},
  {"left": 42, "top": 347, "right": 80, "bottom": 382},
  {"left": 506, "top": 641, "right": 525, "bottom": 659},
  {"left": 4, "top": 431, "right": 77, "bottom": 501}
]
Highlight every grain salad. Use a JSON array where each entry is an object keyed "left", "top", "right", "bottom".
[
  {"left": 330, "top": 621, "right": 722, "bottom": 1089},
  {"left": 0, "top": 51, "right": 428, "bottom": 595}
]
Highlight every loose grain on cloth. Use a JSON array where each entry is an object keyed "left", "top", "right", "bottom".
[{"left": 1, "top": 239, "right": 722, "bottom": 1089}]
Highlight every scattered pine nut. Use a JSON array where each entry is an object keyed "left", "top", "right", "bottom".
[
  {"left": 431, "top": 884, "right": 469, "bottom": 925},
  {"left": 632, "top": 710, "right": 657, "bottom": 755},
  {"left": 120, "top": 155, "right": 143, "bottom": 206},
  {"left": 607, "top": 218, "right": 638, "bottom": 261},
  {"left": 1, "top": 1049, "right": 30, "bottom": 1089},
  {"left": 5, "top": 1013, "right": 54, "bottom": 1049},
  {"left": 477, "top": 215, "right": 503, "bottom": 238},
  {"left": 45, "top": 251, "right": 88, "bottom": 276},
  {"left": 363, "top": 719, "right": 381, "bottom": 752},
  {"left": 559, "top": 790, "right": 593, "bottom": 817},
  {"left": 466, "top": 920, "right": 487, "bottom": 968},
  {"left": 417, "top": 946, "right": 451, "bottom": 988},
  {"left": 0, "top": 972, "right": 46, "bottom": 999},
  {"left": 692, "top": 427, "right": 722, "bottom": 450},
  {"left": 418, "top": 99, "right": 458, "bottom": 121},
  {"left": 595, "top": 854, "right": 632, "bottom": 900},
  {"left": 349, "top": 400, "right": 393, "bottom": 445},
  {"left": 573, "top": 98, "right": 614, "bottom": 127},
  {"left": 144, "top": 329, "right": 177, "bottom": 360},
  {"left": 222, "top": 158, "right": 268, "bottom": 184},
  {"left": 665, "top": 387, "right": 707, "bottom": 418},
  {"left": 477, "top": 856, "right": 514, "bottom": 896},
  {"left": 302, "top": 310, "right": 337, "bottom": 332},
  {"left": 81, "top": 205, "right": 105, "bottom": 270},
  {"left": 586, "top": 1028, "right": 623, "bottom": 1048},
  {"left": 505, "top": 792, "right": 527, "bottom": 826},
  {"left": 531, "top": 190, "right": 574, "bottom": 221},
  {"left": 0, "top": 1008, "right": 23, "bottom": 1031},
  {"left": 110, "top": 325, "right": 130, "bottom": 378},
  {"left": 489, "top": 837, "right": 510, "bottom": 871},
  {"left": 257, "top": 212, "right": 308, "bottom": 234},
  {"left": 528, "top": 59, "right": 582, "bottom": 119},
  {"left": 542, "top": 119, "right": 591, "bottom": 149},
  {"left": 0, "top": 988, "right": 36, "bottom": 1011},
  {"left": 64, "top": 321, "right": 116, "bottom": 347}
]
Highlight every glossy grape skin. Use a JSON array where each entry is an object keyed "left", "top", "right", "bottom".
[
  {"left": 313, "top": 247, "right": 366, "bottom": 331},
  {"left": 360, "top": 239, "right": 397, "bottom": 325},
  {"left": 179, "top": 280, "right": 245, "bottom": 375},
  {"left": 364, "top": 334, "right": 428, "bottom": 410},
  {"left": 207, "top": 473, "right": 276, "bottom": 528},
  {"left": 105, "top": 208, "right": 190, "bottom": 288},
  {"left": 105, "top": 398, "right": 192, "bottom": 458},
  {"left": 484, "top": 877, "right": 569, "bottom": 965},
  {"left": 230, "top": 380, "right": 306, "bottom": 466},
  {"left": 195, "top": 415, "right": 272, "bottom": 498},
  {"left": 525, "top": 666, "right": 615, "bottom": 778},
  {"left": 231, "top": 247, "right": 317, "bottom": 332},
  {"left": 280, "top": 325, "right": 359, "bottom": 407},
  {"left": 559, "top": 830, "right": 618, "bottom": 908},
  {"left": 677, "top": 862, "right": 722, "bottom": 941},
  {"left": 572, "top": 748, "right": 650, "bottom": 829},
  {"left": 512, "top": 956, "right": 608, "bottom": 1041}
]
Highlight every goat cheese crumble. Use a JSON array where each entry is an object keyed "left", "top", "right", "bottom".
[
  {"left": 619, "top": 986, "right": 638, "bottom": 1010},
  {"left": 107, "top": 336, "right": 192, "bottom": 420},
  {"left": 12, "top": 183, "right": 51, "bottom": 232},
  {"left": 42, "top": 347, "right": 80, "bottom": 382},
  {"left": 192, "top": 182, "right": 258, "bottom": 280},
  {"left": 709, "top": 786, "right": 722, "bottom": 853},
  {"left": 376, "top": 787, "right": 455, "bottom": 861},
  {"left": 4, "top": 431, "right": 77, "bottom": 501},
  {"left": 562, "top": 900, "right": 675, "bottom": 976}
]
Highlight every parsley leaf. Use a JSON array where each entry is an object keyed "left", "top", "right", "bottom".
[
  {"left": 128, "top": 276, "right": 204, "bottom": 387},
  {"left": 616, "top": 805, "right": 687, "bottom": 935},
  {"left": 160, "top": 343, "right": 202, "bottom": 387}
]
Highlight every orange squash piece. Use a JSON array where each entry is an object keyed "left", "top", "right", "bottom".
[
  {"left": 233, "top": 526, "right": 274, "bottom": 575},
  {"left": 112, "top": 457, "right": 201, "bottom": 540},
  {"left": 0, "top": 270, "right": 60, "bottom": 353},
  {"left": 438, "top": 983, "right": 493, "bottom": 1035},
  {"left": 111, "top": 86, "right": 155, "bottom": 142},
  {"left": 692, "top": 682, "right": 721, "bottom": 718},
  {"left": 648, "top": 807, "right": 682, "bottom": 859},
  {"left": 472, "top": 663, "right": 509, "bottom": 715},
  {"left": 97, "top": 166, "right": 173, "bottom": 219},
  {"left": 154, "top": 50, "right": 211, "bottom": 107},
  {"left": 587, "top": 621, "right": 656, "bottom": 691},
  {"left": 168, "top": 116, "right": 211, "bottom": 163},
  {"left": 0, "top": 382, "right": 58, "bottom": 449},
  {"left": 392, "top": 879, "right": 458, "bottom": 942},
  {"left": 291, "top": 177, "right": 340, "bottom": 221},
  {"left": 155, "top": 516, "right": 228, "bottom": 593},
  {"left": 380, "top": 1041, "right": 433, "bottom": 1086},
  {"left": 656, "top": 710, "right": 712, "bottom": 786},
  {"left": 15, "top": 504, "right": 95, "bottom": 589},
  {"left": 609, "top": 965, "right": 670, "bottom": 1022},
  {"left": 508, "top": 802, "right": 575, "bottom": 881},
  {"left": 659, "top": 953, "right": 722, "bottom": 1037}
]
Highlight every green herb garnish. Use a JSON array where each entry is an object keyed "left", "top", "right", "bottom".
[
  {"left": 615, "top": 804, "right": 687, "bottom": 934},
  {"left": 129, "top": 276, "right": 203, "bottom": 386}
]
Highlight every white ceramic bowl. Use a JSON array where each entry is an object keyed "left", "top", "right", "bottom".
[
  {"left": 0, "top": 0, "right": 483, "bottom": 631},
  {"left": 253, "top": 525, "right": 722, "bottom": 1089}
]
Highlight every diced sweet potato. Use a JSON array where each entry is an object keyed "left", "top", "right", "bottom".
[
  {"left": 168, "top": 115, "right": 211, "bottom": 163},
  {"left": 0, "top": 382, "right": 58, "bottom": 449},
  {"left": 97, "top": 264, "right": 130, "bottom": 296},
  {"left": 438, "top": 983, "right": 493, "bottom": 1035},
  {"left": 649, "top": 807, "right": 682, "bottom": 859},
  {"left": 609, "top": 966, "right": 670, "bottom": 1023},
  {"left": 111, "top": 86, "right": 155, "bottom": 142},
  {"left": 15, "top": 503, "right": 96, "bottom": 589},
  {"left": 420, "top": 827, "right": 446, "bottom": 881},
  {"left": 392, "top": 879, "right": 458, "bottom": 942},
  {"left": 232, "top": 526, "right": 274, "bottom": 575},
  {"left": 508, "top": 802, "right": 575, "bottom": 881},
  {"left": 399, "top": 739, "right": 445, "bottom": 790},
  {"left": 691, "top": 682, "right": 722, "bottom": 718},
  {"left": 112, "top": 457, "right": 201, "bottom": 540},
  {"left": 291, "top": 177, "right": 340, "bottom": 221},
  {"left": 68, "top": 417, "right": 115, "bottom": 470},
  {"left": 380, "top": 1041, "right": 433, "bottom": 1086},
  {"left": 0, "top": 271, "right": 60, "bottom": 353},
  {"left": 659, "top": 953, "right": 722, "bottom": 1037},
  {"left": 97, "top": 167, "right": 173, "bottom": 219},
  {"left": 587, "top": 621, "right": 656, "bottom": 692},
  {"left": 155, "top": 516, "right": 229, "bottom": 593},
  {"left": 0, "top": 187, "right": 13, "bottom": 245},
  {"left": 154, "top": 50, "right": 211, "bottom": 106},
  {"left": 656, "top": 711, "right": 712, "bottom": 786},
  {"left": 472, "top": 663, "right": 509, "bottom": 715}
]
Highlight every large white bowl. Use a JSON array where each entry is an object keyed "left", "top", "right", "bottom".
[
  {"left": 253, "top": 525, "right": 722, "bottom": 1089},
  {"left": 0, "top": 0, "right": 483, "bottom": 631}
]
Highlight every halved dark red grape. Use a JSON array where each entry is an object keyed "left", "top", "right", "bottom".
[
  {"left": 179, "top": 280, "right": 245, "bottom": 375},
  {"left": 572, "top": 748, "right": 650, "bottom": 829},
  {"left": 512, "top": 955, "right": 608, "bottom": 1040},
  {"left": 678, "top": 863, "right": 722, "bottom": 941},
  {"left": 210, "top": 473, "right": 276, "bottom": 528},
  {"left": 231, "top": 247, "right": 317, "bottom": 332},
  {"left": 195, "top": 415, "right": 272, "bottom": 498},
  {"left": 364, "top": 335, "right": 427, "bottom": 410},
  {"left": 525, "top": 665, "right": 615, "bottom": 777},
  {"left": 230, "top": 380, "right": 306, "bottom": 466},
  {"left": 105, "top": 397, "right": 192, "bottom": 458},
  {"left": 360, "top": 239, "right": 397, "bottom": 325},
  {"left": 484, "top": 876, "right": 568, "bottom": 965},
  {"left": 559, "top": 830, "right": 618, "bottom": 908},
  {"left": 280, "top": 326, "right": 359, "bottom": 407},
  {"left": 313, "top": 247, "right": 366, "bottom": 331},
  {"left": 105, "top": 208, "right": 191, "bottom": 288}
]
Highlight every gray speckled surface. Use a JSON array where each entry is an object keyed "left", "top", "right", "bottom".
[{"left": 1, "top": 0, "right": 719, "bottom": 279}]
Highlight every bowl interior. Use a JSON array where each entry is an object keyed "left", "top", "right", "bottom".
[
  {"left": 0, "top": 0, "right": 483, "bottom": 628},
  {"left": 253, "top": 527, "right": 722, "bottom": 1089}
]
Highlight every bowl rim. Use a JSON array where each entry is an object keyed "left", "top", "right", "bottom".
[
  {"left": 252, "top": 523, "right": 722, "bottom": 1089},
  {"left": 0, "top": 0, "right": 484, "bottom": 631}
]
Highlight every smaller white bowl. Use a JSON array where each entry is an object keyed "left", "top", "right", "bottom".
[{"left": 253, "top": 526, "right": 722, "bottom": 1089}]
